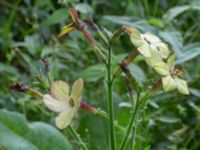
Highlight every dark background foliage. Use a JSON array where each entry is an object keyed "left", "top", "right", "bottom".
[{"left": 0, "top": 0, "right": 200, "bottom": 149}]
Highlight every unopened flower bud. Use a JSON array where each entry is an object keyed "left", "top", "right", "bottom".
[
  {"left": 9, "top": 83, "right": 29, "bottom": 91},
  {"left": 10, "top": 83, "right": 43, "bottom": 98},
  {"left": 119, "top": 61, "right": 130, "bottom": 74},
  {"left": 80, "top": 101, "right": 97, "bottom": 113},
  {"left": 124, "top": 76, "right": 133, "bottom": 96},
  {"left": 84, "top": 17, "right": 98, "bottom": 30},
  {"left": 42, "top": 58, "right": 51, "bottom": 72}
]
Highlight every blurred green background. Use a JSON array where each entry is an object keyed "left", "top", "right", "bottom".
[{"left": 0, "top": 0, "right": 200, "bottom": 149}]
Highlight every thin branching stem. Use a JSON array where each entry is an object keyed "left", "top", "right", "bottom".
[
  {"left": 120, "top": 93, "right": 141, "bottom": 150},
  {"left": 68, "top": 125, "right": 88, "bottom": 150},
  {"left": 107, "top": 42, "right": 116, "bottom": 150}
]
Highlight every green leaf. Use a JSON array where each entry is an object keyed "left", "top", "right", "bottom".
[
  {"left": 75, "top": 3, "right": 94, "bottom": 14},
  {"left": 0, "top": 63, "right": 19, "bottom": 76},
  {"left": 103, "top": 16, "right": 157, "bottom": 33},
  {"left": 0, "top": 109, "right": 72, "bottom": 150},
  {"left": 12, "top": 34, "right": 41, "bottom": 55},
  {"left": 42, "top": 9, "right": 69, "bottom": 26},
  {"left": 128, "top": 63, "right": 146, "bottom": 82},
  {"left": 82, "top": 64, "right": 106, "bottom": 82},
  {"left": 157, "top": 116, "right": 180, "bottom": 124},
  {"left": 175, "top": 43, "right": 200, "bottom": 64},
  {"left": 163, "top": 5, "right": 200, "bottom": 24},
  {"left": 159, "top": 31, "right": 183, "bottom": 56}
]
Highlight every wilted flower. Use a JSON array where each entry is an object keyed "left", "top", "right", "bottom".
[
  {"left": 58, "top": 8, "right": 96, "bottom": 46},
  {"left": 43, "top": 78, "right": 84, "bottom": 129}
]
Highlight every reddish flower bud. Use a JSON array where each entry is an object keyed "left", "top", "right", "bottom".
[
  {"left": 80, "top": 101, "right": 97, "bottom": 113},
  {"left": 9, "top": 83, "right": 29, "bottom": 91},
  {"left": 42, "top": 58, "right": 51, "bottom": 72},
  {"left": 84, "top": 17, "right": 98, "bottom": 30},
  {"left": 119, "top": 61, "right": 130, "bottom": 74}
]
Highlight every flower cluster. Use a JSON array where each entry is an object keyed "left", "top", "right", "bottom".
[
  {"left": 126, "top": 26, "right": 189, "bottom": 95},
  {"left": 43, "top": 78, "right": 84, "bottom": 129}
]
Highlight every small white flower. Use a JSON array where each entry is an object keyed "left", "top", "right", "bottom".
[{"left": 43, "top": 78, "right": 84, "bottom": 129}]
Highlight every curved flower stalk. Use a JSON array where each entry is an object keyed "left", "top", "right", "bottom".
[
  {"left": 58, "top": 8, "right": 96, "bottom": 47},
  {"left": 43, "top": 78, "right": 84, "bottom": 129}
]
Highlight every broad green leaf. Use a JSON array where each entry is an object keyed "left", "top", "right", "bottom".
[
  {"left": 128, "top": 63, "right": 146, "bottom": 82},
  {"left": 157, "top": 116, "right": 180, "bottom": 124},
  {"left": 82, "top": 64, "right": 106, "bottom": 82},
  {"left": 144, "top": 145, "right": 151, "bottom": 150},
  {"left": 12, "top": 34, "right": 41, "bottom": 55},
  {"left": 42, "top": 9, "right": 69, "bottom": 26},
  {"left": 175, "top": 43, "right": 200, "bottom": 64},
  {"left": 189, "top": 88, "right": 200, "bottom": 97},
  {"left": 75, "top": 3, "right": 94, "bottom": 14},
  {"left": 103, "top": 16, "right": 157, "bottom": 33},
  {"left": 148, "top": 18, "right": 164, "bottom": 28},
  {"left": 0, "top": 63, "right": 19, "bottom": 76},
  {"left": 111, "top": 53, "right": 127, "bottom": 64},
  {"left": 159, "top": 31, "right": 183, "bottom": 56},
  {"left": 163, "top": 5, "right": 200, "bottom": 24},
  {"left": 0, "top": 109, "right": 72, "bottom": 150}
]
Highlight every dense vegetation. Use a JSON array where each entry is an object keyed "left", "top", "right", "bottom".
[{"left": 0, "top": 0, "right": 200, "bottom": 150}]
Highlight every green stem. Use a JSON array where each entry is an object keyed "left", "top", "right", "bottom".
[
  {"left": 68, "top": 125, "right": 88, "bottom": 150},
  {"left": 120, "top": 94, "right": 140, "bottom": 150},
  {"left": 129, "top": 126, "right": 136, "bottom": 150},
  {"left": 130, "top": 112, "right": 139, "bottom": 150},
  {"left": 107, "top": 43, "right": 116, "bottom": 150}
]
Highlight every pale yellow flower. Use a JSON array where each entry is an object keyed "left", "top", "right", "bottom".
[
  {"left": 129, "top": 27, "right": 170, "bottom": 59},
  {"left": 153, "top": 54, "right": 189, "bottom": 95},
  {"left": 43, "top": 78, "right": 84, "bottom": 129}
]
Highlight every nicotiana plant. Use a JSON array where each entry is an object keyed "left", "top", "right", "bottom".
[{"left": 10, "top": 8, "right": 189, "bottom": 150}]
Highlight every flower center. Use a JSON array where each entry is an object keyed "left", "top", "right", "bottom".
[{"left": 69, "top": 97, "right": 75, "bottom": 107}]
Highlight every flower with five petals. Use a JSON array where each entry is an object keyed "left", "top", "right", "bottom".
[
  {"left": 126, "top": 26, "right": 170, "bottom": 60},
  {"left": 153, "top": 54, "right": 189, "bottom": 95},
  {"left": 43, "top": 78, "right": 84, "bottom": 129}
]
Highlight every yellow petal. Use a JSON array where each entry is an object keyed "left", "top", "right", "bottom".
[
  {"left": 70, "top": 78, "right": 83, "bottom": 110},
  {"left": 71, "top": 78, "right": 84, "bottom": 100},
  {"left": 143, "top": 33, "right": 161, "bottom": 43},
  {"left": 162, "top": 76, "right": 176, "bottom": 92},
  {"left": 145, "top": 47, "right": 162, "bottom": 67},
  {"left": 58, "top": 23, "right": 75, "bottom": 37},
  {"left": 43, "top": 94, "right": 69, "bottom": 112},
  {"left": 175, "top": 78, "right": 189, "bottom": 95},
  {"left": 50, "top": 80, "right": 70, "bottom": 101},
  {"left": 167, "top": 53, "right": 176, "bottom": 69},
  {"left": 156, "top": 42, "right": 170, "bottom": 59},
  {"left": 138, "top": 44, "right": 151, "bottom": 57},
  {"left": 55, "top": 109, "right": 75, "bottom": 129},
  {"left": 130, "top": 29, "right": 144, "bottom": 47},
  {"left": 153, "top": 62, "right": 170, "bottom": 76}
]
